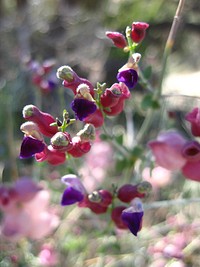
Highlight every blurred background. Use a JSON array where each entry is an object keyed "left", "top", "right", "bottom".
[
  {"left": 0, "top": 0, "right": 200, "bottom": 266},
  {"left": 0, "top": 0, "right": 200, "bottom": 178}
]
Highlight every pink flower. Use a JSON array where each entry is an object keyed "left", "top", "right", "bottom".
[
  {"left": 185, "top": 107, "right": 200, "bottom": 137},
  {"left": 181, "top": 141, "right": 200, "bottom": 182},
  {"left": 142, "top": 166, "right": 172, "bottom": 188},
  {"left": 38, "top": 244, "right": 58, "bottom": 266},
  {"left": 22, "top": 105, "right": 58, "bottom": 137},
  {"left": 1, "top": 182, "right": 59, "bottom": 241},
  {"left": 148, "top": 131, "right": 187, "bottom": 170},
  {"left": 106, "top": 31, "right": 127, "bottom": 49},
  {"left": 131, "top": 22, "right": 149, "bottom": 43},
  {"left": 35, "top": 145, "right": 66, "bottom": 165}
]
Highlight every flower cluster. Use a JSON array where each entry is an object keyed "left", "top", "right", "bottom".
[
  {"left": 60, "top": 174, "right": 151, "bottom": 236},
  {"left": 149, "top": 107, "right": 200, "bottom": 182},
  {"left": 0, "top": 177, "right": 59, "bottom": 240},
  {"left": 20, "top": 105, "right": 95, "bottom": 165},
  {"left": 17, "top": 21, "right": 152, "bottom": 237}
]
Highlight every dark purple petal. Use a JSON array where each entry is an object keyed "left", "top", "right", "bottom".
[
  {"left": 71, "top": 98, "right": 97, "bottom": 121},
  {"left": 61, "top": 186, "right": 84, "bottom": 206},
  {"left": 117, "top": 69, "right": 138, "bottom": 89},
  {"left": 121, "top": 207, "right": 143, "bottom": 236},
  {"left": 20, "top": 136, "right": 45, "bottom": 159}
]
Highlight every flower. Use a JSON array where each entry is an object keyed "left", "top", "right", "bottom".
[
  {"left": 71, "top": 98, "right": 97, "bottom": 121},
  {"left": 1, "top": 179, "right": 59, "bottom": 240},
  {"left": 117, "top": 69, "right": 138, "bottom": 89},
  {"left": 38, "top": 244, "right": 58, "bottom": 266},
  {"left": 103, "top": 82, "right": 131, "bottom": 116},
  {"left": 79, "top": 190, "right": 113, "bottom": 214},
  {"left": 111, "top": 206, "right": 129, "bottom": 229},
  {"left": 83, "top": 109, "right": 104, "bottom": 128},
  {"left": 22, "top": 105, "right": 58, "bottom": 137},
  {"left": 50, "top": 132, "right": 73, "bottom": 152},
  {"left": 20, "top": 136, "right": 45, "bottom": 159},
  {"left": 121, "top": 198, "right": 144, "bottom": 236},
  {"left": 117, "top": 183, "right": 147, "bottom": 203},
  {"left": 106, "top": 31, "right": 127, "bottom": 49},
  {"left": 185, "top": 107, "right": 200, "bottom": 137},
  {"left": 131, "top": 22, "right": 149, "bottom": 43},
  {"left": 35, "top": 145, "right": 66, "bottom": 165},
  {"left": 148, "top": 131, "right": 187, "bottom": 170},
  {"left": 57, "top": 65, "right": 94, "bottom": 96},
  {"left": 67, "top": 136, "right": 91, "bottom": 158},
  {"left": 60, "top": 174, "right": 86, "bottom": 206}
]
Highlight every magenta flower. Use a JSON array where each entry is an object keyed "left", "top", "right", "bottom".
[
  {"left": 35, "top": 145, "right": 66, "bottom": 165},
  {"left": 71, "top": 98, "right": 97, "bottom": 121},
  {"left": 22, "top": 105, "right": 58, "bottom": 137},
  {"left": 20, "top": 136, "right": 45, "bottom": 159},
  {"left": 131, "top": 22, "right": 149, "bottom": 43},
  {"left": 61, "top": 174, "right": 86, "bottom": 205},
  {"left": 117, "top": 69, "right": 138, "bottom": 89},
  {"left": 121, "top": 198, "right": 144, "bottom": 236},
  {"left": 57, "top": 65, "right": 94, "bottom": 96},
  {"left": 181, "top": 141, "right": 200, "bottom": 182},
  {"left": 182, "top": 160, "right": 200, "bottom": 182},
  {"left": 148, "top": 131, "right": 187, "bottom": 170},
  {"left": 106, "top": 31, "right": 127, "bottom": 49},
  {"left": 185, "top": 107, "right": 200, "bottom": 137}
]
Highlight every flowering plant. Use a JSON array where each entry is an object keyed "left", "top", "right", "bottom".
[{"left": 1, "top": 0, "right": 200, "bottom": 266}]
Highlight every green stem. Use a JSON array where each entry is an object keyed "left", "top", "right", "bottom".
[
  {"left": 102, "top": 124, "right": 130, "bottom": 158},
  {"left": 143, "top": 198, "right": 200, "bottom": 210},
  {"left": 136, "top": 0, "right": 185, "bottom": 143},
  {"left": 156, "top": 0, "right": 185, "bottom": 99}
]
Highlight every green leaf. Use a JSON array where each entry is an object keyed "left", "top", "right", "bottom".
[
  {"left": 141, "top": 94, "right": 160, "bottom": 110},
  {"left": 143, "top": 65, "right": 152, "bottom": 80}
]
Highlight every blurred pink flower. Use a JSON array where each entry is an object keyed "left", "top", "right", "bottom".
[
  {"left": 142, "top": 166, "right": 172, "bottom": 188},
  {"left": 0, "top": 178, "right": 59, "bottom": 241},
  {"left": 148, "top": 131, "right": 187, "bottom": 170},
  {"left": 80, "top": 137, "right": 113, "bottom": 191},
  {"left": 38, "top": 244, "right": 58, "bottom": 266}
]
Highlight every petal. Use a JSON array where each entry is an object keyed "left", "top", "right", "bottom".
[
  {"left": 71, "top": 98, "right": 97, "bottom": 121},
  {"left": 117, "top": 69, "right": 138, "bottom": 89},
  {"left": 61, "top": 187, "right": 84, "bottom": 205},
  {"left": 182, "top": 160, "right": 200, "bottom": 182},
  {"left": 121, "top": 207, "right": 143, "bottom": 236},
  {"left": 61, "top": 174, "right": 86, "bottom": 194},
  {"left": 20, "top": 136, "right": 45, "bottom": 159}
]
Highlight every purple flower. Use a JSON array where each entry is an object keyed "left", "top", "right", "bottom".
[
  {"left": 71, "top": 98, "right": 97, "bottom": 121},
  {"left": 61, "top": 174, "right": 86, "bottom": 206},
  {"left": 117, "top": 69, "right": 138, "bottom": 89},
  {"left": 20, "top": 136, "right": 45, "bottom": 159},
  {"left": 121, "top": 198, "right": 144, "bottom": 236}
]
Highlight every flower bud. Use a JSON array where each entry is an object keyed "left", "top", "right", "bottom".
[
  {"left": 50, "top": 132, "right": 73, "bottom": 152},
  {"left": 22, "top": 105, "right": 58, "bottom": 137},
  {"left": 106, "top": 31, "right": 127, "bottom": 49},
  {"left": 76, "top": 124, "right": 96, "bottom": 141},
  {"left": 131, "top": 22, "right": 149, "bottom": 43},
  {"left": 56, "top": 65, "right": 74, "bottom": 82},
  {"left": 117, "top": 184, "right": 145, "bottom": 203}
]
